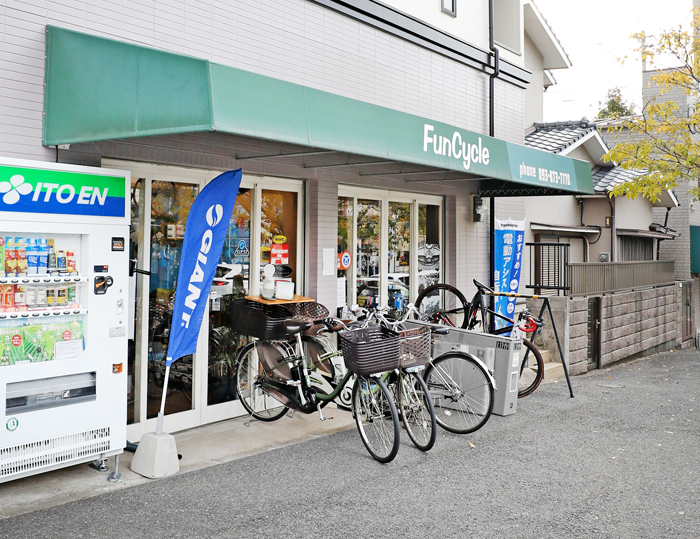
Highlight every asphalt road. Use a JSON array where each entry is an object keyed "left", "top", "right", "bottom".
[{"left": 2, "top": 350, "right": 699, "bottom": 538}]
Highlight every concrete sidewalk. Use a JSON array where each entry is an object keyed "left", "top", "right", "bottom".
[{"left": 0, "top": 404, "right": 354, "bottom": 519}]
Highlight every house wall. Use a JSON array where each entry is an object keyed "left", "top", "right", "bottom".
[
  {"left": 581, "top": 197, "right": 612, "bottom": 262},
  {"left": 615, "top": 196, "right": 654, "bottom": 231},
  {"left": 523, "top": 32, "right": 543, "bottom": 131},
  {"left": 380, "top": 0, "right": 524, "bottom": 67}
]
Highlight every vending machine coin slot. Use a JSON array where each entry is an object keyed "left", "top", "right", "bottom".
[{"left": 94, "top": 275, "right": 113, "bottom": 295}]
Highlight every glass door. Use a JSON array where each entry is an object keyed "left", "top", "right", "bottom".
[
  {"left": 147, "top": 180, "right": 200, "bottom": 420},
  {"left": 338, "top": 187, "right": 442, "bottom": 313}
]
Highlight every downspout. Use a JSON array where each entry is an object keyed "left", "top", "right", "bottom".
[
  {"left": 488, "top": 0, "right": 500, "bottom": 313},
  {"left": 607, "top": 196, "right": 616, "bottom": 261},
  {"left": 657, "top": 207, "right": 672, "bottom": 260}
]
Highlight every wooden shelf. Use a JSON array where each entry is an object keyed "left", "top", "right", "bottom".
[{"left": 245, "top": 294, "right": 314, "bottom": 305}]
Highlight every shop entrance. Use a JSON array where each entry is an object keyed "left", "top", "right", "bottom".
[
  {"left": 337, "top": 187, "right": 442, "bottom": 315},
  {"left": 117, "top": 161, "right": 304, "bottom": 440}
]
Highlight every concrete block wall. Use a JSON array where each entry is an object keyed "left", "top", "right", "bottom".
[
  {"left": 567, "top": 297, "right": 588, "bottom": 375},
  {"left": 597, "top": 285, "right": 679, "bottom": 368}
]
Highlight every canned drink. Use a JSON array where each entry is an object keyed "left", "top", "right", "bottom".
[
  {"left": 36, "top": 286, "right": 47, "bottom": 308},
  {"left": 2, "top": 284, "right": 15, "bottom": 309},
  {"left": 57, "top": 286, "right": 67, "bottom": 305},
  {"left": 14, "top": 285, "right": 26, "bottom": 307},
  {"left": 67, "top": 283, "right": 76, "bottom": 304},
  {"left": 46, "top": 287, "right": 56, "bottom": 305},
  {"left": 26, "top": 286, "right": 37, "bottom": 307}
]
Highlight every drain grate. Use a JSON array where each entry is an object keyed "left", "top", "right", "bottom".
[{"left": 0, "top": 427, "right": 111, "bottom": 478}]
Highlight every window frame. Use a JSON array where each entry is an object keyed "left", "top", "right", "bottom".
[{"left": 441, "top": 0, "right": 456, "bottom": 17}]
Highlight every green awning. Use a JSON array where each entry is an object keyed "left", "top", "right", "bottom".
[{"left": 43, "top": 26, "right": 593, "bottom": 195}]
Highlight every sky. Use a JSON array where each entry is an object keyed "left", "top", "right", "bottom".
[{"left": 535, "top": 0, "right": 696, "bottom": 122}]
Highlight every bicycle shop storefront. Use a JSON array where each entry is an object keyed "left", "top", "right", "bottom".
[{"left": 43, "top": 27, "right": 595, "bottom": 440}]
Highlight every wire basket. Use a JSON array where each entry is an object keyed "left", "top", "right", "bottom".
[
  {"left": 286, "top": 302, "right": 331, "bottom": 336},
  {"left": 337, "top": 325, "right": 400, "bottom": 375},
  {"left": 398, "top": 326, "right": 431, "bottom": 368},
  {"left": 229, "top": 299, "right": 293, "bottom": 340}
]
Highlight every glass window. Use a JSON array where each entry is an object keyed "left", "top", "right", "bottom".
[
  {"left": 338, "top": 197, "right": 354, "bottom": 316},
  {"left": 147, "top": 180, "right": 198, "bottom": 419},
  {"left": 356, "top": 199, "right": 381, "bottom": 309},
  {"left": 388, "top": 201, "right": 411, "bottom": 313},
  {"left": 442, "top": 0, "right": 456, "bottom": 16},
  {"left": 207, "top": 188, "right": 251, "bottom": 407},
  {"left": 418, "top": 204, "right": 441, "bottom": 294},
  {"left": 260, "top": 190, "right": 298, "bottom": 291}
]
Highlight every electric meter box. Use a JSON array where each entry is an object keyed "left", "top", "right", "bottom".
[
  {"left": 0, "top": 158, "right": 130, "bottom": 483},
  {"left": 408, "top": 320, "right": 521, "bottom": 416}
]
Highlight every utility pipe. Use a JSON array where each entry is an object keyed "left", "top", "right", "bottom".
[{"left": 488, "top": 0, "right": 500, "bottom": 320}]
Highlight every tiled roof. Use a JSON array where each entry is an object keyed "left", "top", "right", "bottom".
[
  {"left": 525, "top": 117, "right": 597, "bottom": 154},
  {"left": 591, "top": 166, "right": 645, "bottom": 194}
]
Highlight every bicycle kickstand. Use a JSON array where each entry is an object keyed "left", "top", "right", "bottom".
[
  {"left": 243, "top": 412, "right": 254, "bottom": 428},
  {"left": 316, "top": 402, "right": 333, "bottom": 421}
]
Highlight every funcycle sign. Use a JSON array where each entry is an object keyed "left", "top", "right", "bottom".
[{"left": 0, "top": 165, "right": 126, "bottom": 217}]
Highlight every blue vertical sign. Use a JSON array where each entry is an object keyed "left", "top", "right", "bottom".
[
  {"left": 166, "top": 169, "right": 242, "bottom": 366},
  {"left": 493, "top": 219, "right": 526, "bottom": 330}
]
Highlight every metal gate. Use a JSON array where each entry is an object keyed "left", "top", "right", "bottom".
[
  {"left": 682, "top": 281, "right": 693, "bottom": 343},
  {"left": 587, "top": 297, "right": 601, "bottom": 369}
]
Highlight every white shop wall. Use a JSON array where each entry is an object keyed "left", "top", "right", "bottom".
[{"left": 0, "top": 0, "right": 525, "bottom": 162}]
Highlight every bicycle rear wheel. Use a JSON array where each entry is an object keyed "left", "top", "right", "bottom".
[
  {"left": 398, "top": 371, "right": 436, "bottom": 451},
  {"left": 352, "top": 375, "right": 401, "bottom": 463},
  {"left": 234, "top": 342, "right": 288, "bottom": 421},
  {"left": 518, "top": 339, "right": 544, "bottom": 398},
  {"left": 414, "top": 284, "right": 469, "bottom": 329},
  {"left": 423, "top": 352, "right": 494, "bottom": 434}
]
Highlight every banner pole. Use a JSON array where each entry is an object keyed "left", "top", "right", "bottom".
[{"left": 156, "top": 363, "right": 171, "bottom": 436}]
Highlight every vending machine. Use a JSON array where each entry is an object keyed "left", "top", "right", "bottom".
[{"left": 0, "top": 158, "right": 130, "bottom": 483}]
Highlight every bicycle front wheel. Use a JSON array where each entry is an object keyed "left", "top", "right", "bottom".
[
  {"left": 352, "top": 375, "right": 401, "bottom": 463},
  {"left": 234, "top": 343, "right": 288, "bottom": 422},
  {"left": 414, "top": 284, "right": 469, "bottom": 329},
  {"left": 398, "top": 371, "right": 436, "bottom": 451},
  {"left": 518, "top": 339, "right": 544, "bottom": 398},
  {"left": 423, "top": 352, "right": 494, "bottom": 434}
]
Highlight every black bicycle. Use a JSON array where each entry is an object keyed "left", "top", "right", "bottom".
[{"left": 414, "top": 280, "right": 545, "bottom": 398}]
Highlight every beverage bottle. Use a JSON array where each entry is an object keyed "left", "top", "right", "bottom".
[
  {"left": 16, "top": 238, "right": 27, "bottom": 275},
  {"left": 47, "top": 245, "right": 57, "bottom": 272},
  {"left": 26, "top": 239, "right": 38, "bottom": 275},
  {"left": 57, "top": 250, "right": 67, "bottom": 272},
  {"left": 38, "top": 240, "right": 48, "bottom": 275}
]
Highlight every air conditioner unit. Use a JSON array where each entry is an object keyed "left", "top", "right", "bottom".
[{"left": 599, "top": 252, "right": 610, "bottom": 263}]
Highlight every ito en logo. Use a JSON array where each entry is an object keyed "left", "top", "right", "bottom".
[
  {"left": 6, "top": 417, "right": 19, "bottom": 432},
  {"left": 0, "top": 175, "right": 32, "bottom": 205}
]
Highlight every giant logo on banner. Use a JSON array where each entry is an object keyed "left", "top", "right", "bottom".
[
  {"left": 166, "top": 169, "right": 242, "bottom": 366},
  {"left": 493, "top": 219, "right": 525, "bottom": 330},
  {"left": 0, "top": 165, "right": 126, "bottom": 217}
]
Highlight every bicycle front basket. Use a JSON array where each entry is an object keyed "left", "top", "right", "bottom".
[
  {"left": 229, "top": 299, "right": 292, "bottom": 340},
  {"left": 337, "top": 326, "right": 400, "bottom": 375},
  {"left": 398, "top": 326, "right": 431, "bottom": 368}
]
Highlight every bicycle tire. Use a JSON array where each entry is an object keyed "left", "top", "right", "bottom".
[
  {"left": 518, "top": 339, "right": 544, "bottom": 398},
  {"left": 234, "top": 342, "right": 289, "bottom": 422},
  {"left": 414, "top": 283, "right": 470, "bottom": 329},
  {"left": 398, "top": 371, "right": 436, "bottom": 451},
  {"left": 423, "top": 352, "right": 494, "bottom": 434},
  {"left": 352, "top": 375, "right": 401, "bottom": 463}
]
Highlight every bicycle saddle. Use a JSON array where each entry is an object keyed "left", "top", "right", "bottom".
[
  {"left": 284, "top": 318, "right": 312, "bottom": 335},
  {"left": 473, "top": 279, "right": 494, "bottom": 293}
]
